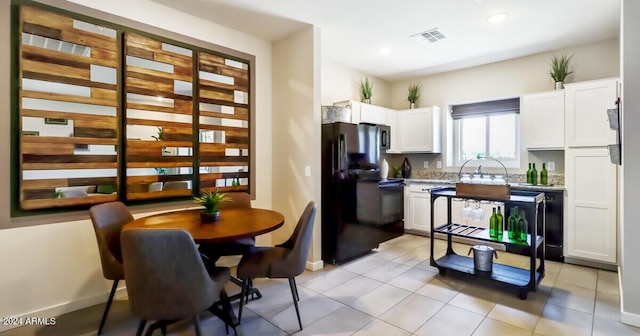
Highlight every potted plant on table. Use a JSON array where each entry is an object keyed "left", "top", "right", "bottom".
[
  {"left": 549, "top": 54, "right": 574, "bottom": 90},
  {"left": 359, "top": 77, "right": 373, "bottom": 104},
  {"left": 194, "top": 190, "right": 229, "bottom": 222},
  {"left": 407, "top": 83, "right": 421, "bottom": 109}
]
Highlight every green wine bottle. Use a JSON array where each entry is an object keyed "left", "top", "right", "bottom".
[
  {"left": 531, "top": 163, "right": 538, "bottom": 186},
  {"left": 541, "top": 163, "right": 548, "bottom": 185},
  {"left": 526, "top": 163, "right": 532, "bottom": 184},
  {"left": 489, "top": 207, "right": 498, "bottom": 238},
  {"left": 518, "top": 208, "right": 528, "bottom": 242},
  {"left": 496, "top": 206, "right": 504, "bottom": 237},
  {"left": 508, "top": 206, "right": 519, "bottom": 240}
]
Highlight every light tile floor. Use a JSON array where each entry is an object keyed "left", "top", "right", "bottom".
[{"left": 4, "top": 234, "right": 640, "bottom": 336}]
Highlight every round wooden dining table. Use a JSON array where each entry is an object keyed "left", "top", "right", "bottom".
[{"left": 123, "top": 207, "right": 285, "bottom": 243}]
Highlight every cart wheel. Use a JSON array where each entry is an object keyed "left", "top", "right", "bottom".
[{"left": 518, "top": 290, "right": 528, "bottom": 300}]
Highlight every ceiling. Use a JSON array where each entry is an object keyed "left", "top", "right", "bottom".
[{"left": 151, "top": 0, "right": 621, "bottom": 82}]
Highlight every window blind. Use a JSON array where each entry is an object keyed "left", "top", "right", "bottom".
[{"left": 451, "top": 97, "right": 520, "bottom": 119}]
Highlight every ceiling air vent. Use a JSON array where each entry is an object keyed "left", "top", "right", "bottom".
[{"left": 411, "top": 28, "right": 447, "bottom": 44}]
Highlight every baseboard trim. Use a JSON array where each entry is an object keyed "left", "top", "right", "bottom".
[
  {"left": 0, "top": 286, "right": 127, "bottom": 332},
  {"left": 563, "top": 256, "right": 618, "bottom": 271},
  {"left": 306, "top": 260, "right": 323, "bottom": 271},
  {"left": 619, "top": 266, "right": 640, "bottom": 327},
  {"left": 621, "top": 311, "right": 640, "bottom": 327}
]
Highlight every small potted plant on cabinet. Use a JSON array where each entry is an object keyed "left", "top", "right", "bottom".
[
  {"left": 549, "top": 54, "right": 574, "bottom": 90},
  {"left": 407, "top": 83, "right": 421, "bottom": 109},
  {"left": 359, "top": 78, "right": 373, "bottom": 104},
  {"left": 194, "top": 190, "right": 229, "bottom": 222}
]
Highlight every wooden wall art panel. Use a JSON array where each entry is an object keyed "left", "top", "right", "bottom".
[
  {"left": 198, "top": 51, "right": 250, "bottom": 193},
  {"left": 124, "top": 33, "right": 194, "bottom": 201},
  {"left": 18, "top": 6, "right": 119, "bottom": 210},
  {"left": 14, "top": 3, "right": 253, "bottom": 213}
]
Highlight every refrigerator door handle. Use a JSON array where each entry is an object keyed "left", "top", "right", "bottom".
[
  {"left": 381, "top": 130, "right": 388, "bottom": 147},
  {"left": 339, "top": 134, "right": 347, "bottom": 171}
]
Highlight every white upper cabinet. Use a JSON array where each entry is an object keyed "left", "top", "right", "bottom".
[
  {"left": 398, "top": 106, "right": 442, "bottom": 153},
  {"left": 564, "top": 78, "right": 619, "bottom": 147},
  {"left": 359, "top": 102, "right": 389, "bottom": 125},
  {"left": 522, "top": 90, "right": 565, "bottom": 150}
]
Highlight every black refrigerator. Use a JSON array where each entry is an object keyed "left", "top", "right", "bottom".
[{"left": 321, "top": 122, "right": 404, "bottom": 264}]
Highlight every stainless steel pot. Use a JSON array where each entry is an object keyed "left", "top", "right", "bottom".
[{"left": 468, "top": 245, "right": 498, "bottom": 272}]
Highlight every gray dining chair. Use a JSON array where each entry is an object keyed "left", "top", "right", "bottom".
[
  {"left": 237, "top": 201, "right": 317, "bottom": 331},
  {"left": 121, "top": 228, "right": 236, "bottom": 335},
  {"left": 89, "top": 201, "right": 133, "bottom": 335}
]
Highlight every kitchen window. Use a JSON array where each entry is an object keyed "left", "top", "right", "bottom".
[{"left": 451, "top": 98, "right": 520, "bottom": 168}]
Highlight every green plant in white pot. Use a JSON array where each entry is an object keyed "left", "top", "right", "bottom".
[
  {"left": 407, "top": 83, "right": 421, "bottom": 108},
  {"left": 359, "top": 78, "right": 373, "bottom": 103},
  {"left": 549, "top": 54, "right": 574, "bottom": 90},
  {"left": 194, "top": 190, "right": 229, "bottom": 222}
]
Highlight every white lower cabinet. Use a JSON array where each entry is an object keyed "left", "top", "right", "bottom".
[
  {"left": 405, "top": 184, "right": 448, "bottom": 233},
  {"left": 565, "top": 147, "right": 618, "bottom": 264}
]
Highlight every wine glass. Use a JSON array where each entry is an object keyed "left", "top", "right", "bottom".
[
  {"left": 461, "top": 200, "right": 473, "bottom": 221},
  {"left": 472, "top": 202, "right": 485, "bottom": 222}
]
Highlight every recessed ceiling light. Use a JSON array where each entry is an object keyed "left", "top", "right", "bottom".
[
  {"left": 378, "top": 47, "right": 391, "bottom": 55},
  {"left": 487, "top": 12, "right": 508, "bottom": 23}
]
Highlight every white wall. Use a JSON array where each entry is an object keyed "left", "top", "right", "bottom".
[
  {"left": 388, "top": 38, "right": 619, "bottom": 174},
  {"left": 0, "top": 0, "right": 274, "bottom": 330},
  {"left": 620, "top": 0, "right": 640, "bottom": 327},
  {"left": 322, "top": 60, "right": 392, "bottom": 108},
  {"left": 271, "top": 27, "right": 323, "bottom": 267}
]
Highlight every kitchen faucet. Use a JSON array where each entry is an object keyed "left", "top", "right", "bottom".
[{"left": 474, "top": 165, "right": 482, "bottom": 174}]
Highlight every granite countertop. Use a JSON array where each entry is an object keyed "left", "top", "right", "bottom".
[{"left": 403, "top": 178, "right": 565, "bottom": 191}]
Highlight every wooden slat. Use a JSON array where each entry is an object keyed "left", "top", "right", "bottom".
[
  {"left": 60, "top": 29, "right": 117, "bottom": 52},
  {"left": 126, "top": 118, "right": 192, "bottom": 129},
  {"left": 20, "top": 110, "right": 116, "bottom": 125},
  {"left": 126, "top": 174, "right": 193, "bottom": 184},
  {"left": 126, "top": 155, "right": 192, "bottom": 163},
  {"left": 199, "top": 143, "right": 249, "bottom": 152},
  {"left": 199, "top": 160, "right": 248, "bottom": 167},
  {"left": 126, "top": 76, "right": 175, "bottom": 96},
  {"left": 126, "top": 189, "right": 192, "bottom": 201},
  {"left": 91, "top": 48, "right": 119, "bottom": 64},
  {"left": 21, "top": 179, "right": 70, "bottom": 189},
  {"left": 199, "top": 110, "right": 246, "bottom": 121},
  {"left": 127, "top": 102, "right": 176, "bottom": 114},
  {"left": 23, "top": 22, "right": 62, "bottom": 40},
  {"left": 74, "top": 127, "right": 117, "bottom": 138},
  {"left": 201, "top": 185, "right": 248, "bottom": 193},
  {"left": 21, "top": 90, "right": 117, "bottom": 107},
  {"left": 21, "top": 45, "right": 117, "bottom": 68},
  {"left": 127, "top": 139, "right": 191, "bottom": 147},
  {"left": 198, "top": 96, "right": 247, "bottom": 109},
  {"left": 20, "top": 193, "right": 118, "bottom": 210},
  {"left": 126, "top": 86, "right": 192, "bottom": 102},
  {"left": 126, "top": 33, "right": 161, "bottom": 50},
  {"left": 75, "top": 119, "right": 117, "bottom": 130},
  {"left": 198, "top": 124, "right": 247, "bottom": 132},
  {"left": 23, "top": 162, "right": 118, "bottom": 170},
  {"left": 22, "top": 59, "right": 90, "bottom": 81},
  {"left": 199, "top": 52, "right": 249, "bottom": 79},
  {"left": 199, "top": 78, "right": 246, "bottom": 94},
  {"left": 23, "top": 154, "right": 116, "bottom": 164},
  {"left": 126, "top": 161, "right": 193, "bottom": 168},
  {"left": 22, "top": 136, "right": 117, "bottom": 145},
  {"left": 22, "top": 142, "right": 74, "bottom": 155},
  {"left": 126, "top": 64, "right": 192, "bottom": 83},
  {"left": 200, "top": 87, "right": 234, "bottom": 102},
  {"left": 23, "top": 71, "right": 116, "bottom": 91},
  {"left": 21, "top": 6, "right": 72, "bottom": 32}
]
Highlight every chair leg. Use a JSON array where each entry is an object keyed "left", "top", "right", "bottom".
[
  {"left": 161, "top": 323, "right": 167, "bottom": 335},
  {"left": 292, "top": 277, "right": 300, "bottom": 301},
  {"left": 194, "top": 314, "right": 202, "bottom": 336},
  {"left": 288, "top": 278, "right": 303, "bottom": 331},
  {"left": 98, "top": 279, "right": 119, "bottom": 335},
  {"left": 238, "top": 279, "right": 249, "bottom": 322},
  {"left": 135, "top": 319, "right": 146, "bottom": 336}
]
